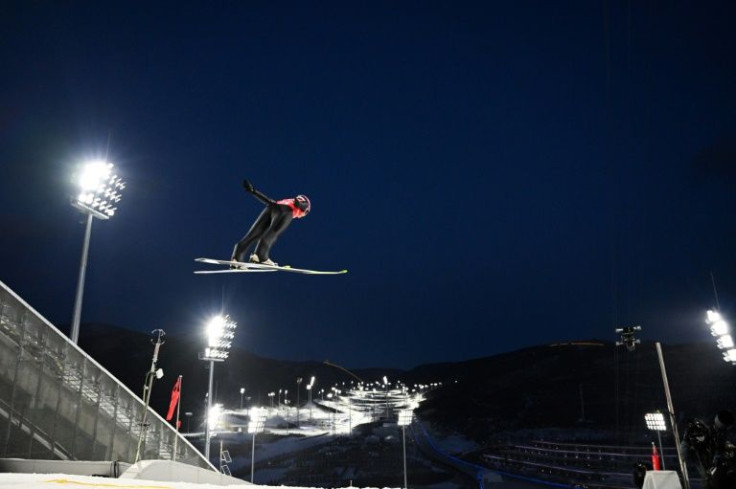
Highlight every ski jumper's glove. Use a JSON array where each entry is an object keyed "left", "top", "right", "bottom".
[{"left": 242, "top": 179, "right": 277, "bottom": 206}]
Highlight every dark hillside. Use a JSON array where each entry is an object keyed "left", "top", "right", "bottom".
[
  {"left": 77, "top": 325, "right": 736, "bottom": 445},
  {"left": 414, "top": 341, "right": 736, "bottom": 444}
]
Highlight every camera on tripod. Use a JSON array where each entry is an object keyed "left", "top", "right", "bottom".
[{"left": 681, "top": 410, "right": 736, "bottom": 489}]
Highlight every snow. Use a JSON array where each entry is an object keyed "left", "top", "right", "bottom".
[
  {"left": 0, "top": 387, "right": 427, "bottom": 489},
  {"left": 0, "top": 473, "right": 396, "bottom": 489}
]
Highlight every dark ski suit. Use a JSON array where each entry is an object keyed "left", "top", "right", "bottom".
[{"left": 232, "top": 182, "right": 308, "bottom": 263}]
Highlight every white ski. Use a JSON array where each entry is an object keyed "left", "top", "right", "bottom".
[{"left": 194, "top": 258, "right": 347, "bottom": 275}]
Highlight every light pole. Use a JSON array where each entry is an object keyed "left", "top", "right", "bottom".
[
  {"left": 306, "top": 385, "right": 312, "bottom": 420},
  {"left": 296, "top": 377, "right": 302, "bottom": 428},
  {"left": 185, "top": 412, "right": 193, "bottom": 434},
  {"left": 199, "top": 314, "right": 237, "bottom": 462},
  {"left": 134, "top": 329, "right": 165, "bottom": 463},
  {"left": 70, "top": 160, "right": 125, "bottom": 344},
  {"left": 398, "top": 409, "right": 413, "bottom": 489},
  {"left": 240, "top": 387, "right": 246, "bottom": 410},
  {"left": 268, "top": 392, "right": 275, "bottom": 409},
  {"left": 645, "top": 411, "right": 667, "bottom": 470},
  {"left": 347, "top": 390, "right": 352, "bottom": 436},
  {"left": 248, "top": 407, "right": 267, "bottom": 483},
  {"left": 307, "top": 376, "right": 315, "bottom": 419},
  {"left": 383, "top": 376, "right": 390, "bottom": 419},
  {"left": 326, "top": 393, "right": 334, "bottom": 433}
]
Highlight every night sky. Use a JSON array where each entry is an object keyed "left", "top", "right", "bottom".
[{"left": 1, "top": 2, "right": 735, "bottom": 369}]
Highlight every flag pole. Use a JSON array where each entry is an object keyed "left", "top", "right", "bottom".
[{"left": 173, "top": 375, "right": 182, "bottom": 460}]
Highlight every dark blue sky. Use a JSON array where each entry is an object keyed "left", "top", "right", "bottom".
[{"left": 1, "top": 1, "right": 735, "bottom": 368}]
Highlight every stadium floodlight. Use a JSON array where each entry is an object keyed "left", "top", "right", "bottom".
[
  {"left": 199, "top": 314, "right": 237, "bottom": 462},
  {"left": 706, "top": 309, "right": 735, "bottom": 365},
  {"left": 717, "top": 335, "right": 734, "bottom": 350},
  {"left": 248, "top": 407, "right": 267, "bottom": 483},
  {"left": 204, "top": 315, "right": 237, "bottom": 360},
  {"left": 72, "top": 161, "right": 124, "bottom": 219},
  {"left": 645, "top": 411, "right": 667, "bottom": 470},
  {"left": 645, "top": 412, "right": 667, "bottom": 431},
  {"left": 711, "top": 320, "right": 729, "bottom": 337},
  {"left": 707, "top": 309, "right": 722, "bottom": 324},
  {"left": 69, "top": 160, "right": 125, "bottom": 344},
  {"left": 398, "top": 410, "right": 413, "bottom": 427},
  {"left": 723, "top": 349, "right": 736, "bottom": 363},
  {"left": 248, "top": 407, "right": 266, "bottom": 434}
]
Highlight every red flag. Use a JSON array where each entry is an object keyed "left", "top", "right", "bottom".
[
  {"left": 651, "top": 442, "right": 661, "bottom": 471},
  {"left": 166, "top": 376, "right": 182, "bottom": 421}
]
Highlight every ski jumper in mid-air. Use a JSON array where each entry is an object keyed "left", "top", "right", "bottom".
[{"left": 231, "top": 180, "right": 311, "bottom": 266}]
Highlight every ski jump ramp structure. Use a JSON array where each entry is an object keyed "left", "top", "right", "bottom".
[{"left": 0, "top": 279, "right": 216, "bottom": 475}]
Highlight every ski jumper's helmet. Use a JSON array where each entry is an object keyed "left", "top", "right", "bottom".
[{"left": 295, "top": 195, "right": 311, "bottom": 215}]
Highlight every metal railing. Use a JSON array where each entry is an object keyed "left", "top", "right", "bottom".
[{"left": 0, "top": 280, "right": 214, "bottom": 470}]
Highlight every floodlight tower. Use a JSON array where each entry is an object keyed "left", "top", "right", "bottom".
[
  {"left": 248, "top": 407, "right": 267, "bottom": 483},
  {"left": 645, "top": 411, "right": 667, "bottom": 470},
  {"left": 199, "top": 314, "right": 237, "bottom": 461},
  {"left": 398, "top": 409, "right": 414, "bottom": 489},
  {"left": 70, "top": 160, "right": 125, "bottom": 344}
]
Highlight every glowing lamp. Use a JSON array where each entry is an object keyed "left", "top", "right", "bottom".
[
  {"left": 723, "top": 349, "right": 736, "bottom": 363},
  {"left": 73, "top": 160, "right": 124, "bottom": 219},
  {"left": 645, "top": 412, "right": 667, "bottom": 431},
  {"left": 398, "top": 410, "right": 413, "bottom": 427},
  {"left": 716, "top": 335, "right": 734, "bottom": 350}
]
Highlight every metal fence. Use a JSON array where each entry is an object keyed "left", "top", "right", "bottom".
[{"left": 0, "top": 280, "right": 213, "bottom": 470}]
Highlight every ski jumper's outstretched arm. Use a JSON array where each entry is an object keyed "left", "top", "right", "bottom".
[{"left": 242, "top": 180, "right": 276, "bottom": 205}]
